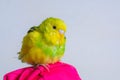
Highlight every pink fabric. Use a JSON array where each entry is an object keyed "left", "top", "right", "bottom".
[{"left": 4, "top": 62, "right": 81, "bottom": 80}]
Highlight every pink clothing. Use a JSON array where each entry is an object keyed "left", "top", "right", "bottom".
[{"left": 4, "top": 62, "right": 81, "bottom": 80}]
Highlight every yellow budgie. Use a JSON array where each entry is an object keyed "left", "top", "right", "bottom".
[{"left": 18, "top": 17, "right": 67, "bottom": 65}]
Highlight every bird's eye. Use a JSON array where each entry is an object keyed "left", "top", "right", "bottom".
[{"left": 53, "top": 26, "right": 56, "bottom": 29}]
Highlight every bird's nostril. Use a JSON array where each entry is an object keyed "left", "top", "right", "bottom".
[{"left": 59, "top": 29, "right": 65, "bottom": 34}]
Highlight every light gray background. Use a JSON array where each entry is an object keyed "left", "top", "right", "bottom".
[{"left": 0, "top": 0, "right": 120, "bottom": 80}]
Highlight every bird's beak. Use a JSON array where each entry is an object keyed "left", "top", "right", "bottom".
[{"left": 59, "top": 29, "right": 65, "bottom": 34}]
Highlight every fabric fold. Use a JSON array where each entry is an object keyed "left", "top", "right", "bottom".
[{"left": 4, "top": 62, "right": 81, "bottom": 80}]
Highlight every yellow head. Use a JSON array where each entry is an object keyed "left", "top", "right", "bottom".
[{"left": 38, "top": 17, "right": 67, "bottom": 45}]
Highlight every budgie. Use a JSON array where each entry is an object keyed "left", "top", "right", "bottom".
[
  {"left": 18, "top": 17, "right": 67, "bottom": 66},
  {"left": 4, "top": 17, "right": 81, "bottom": 80}
]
